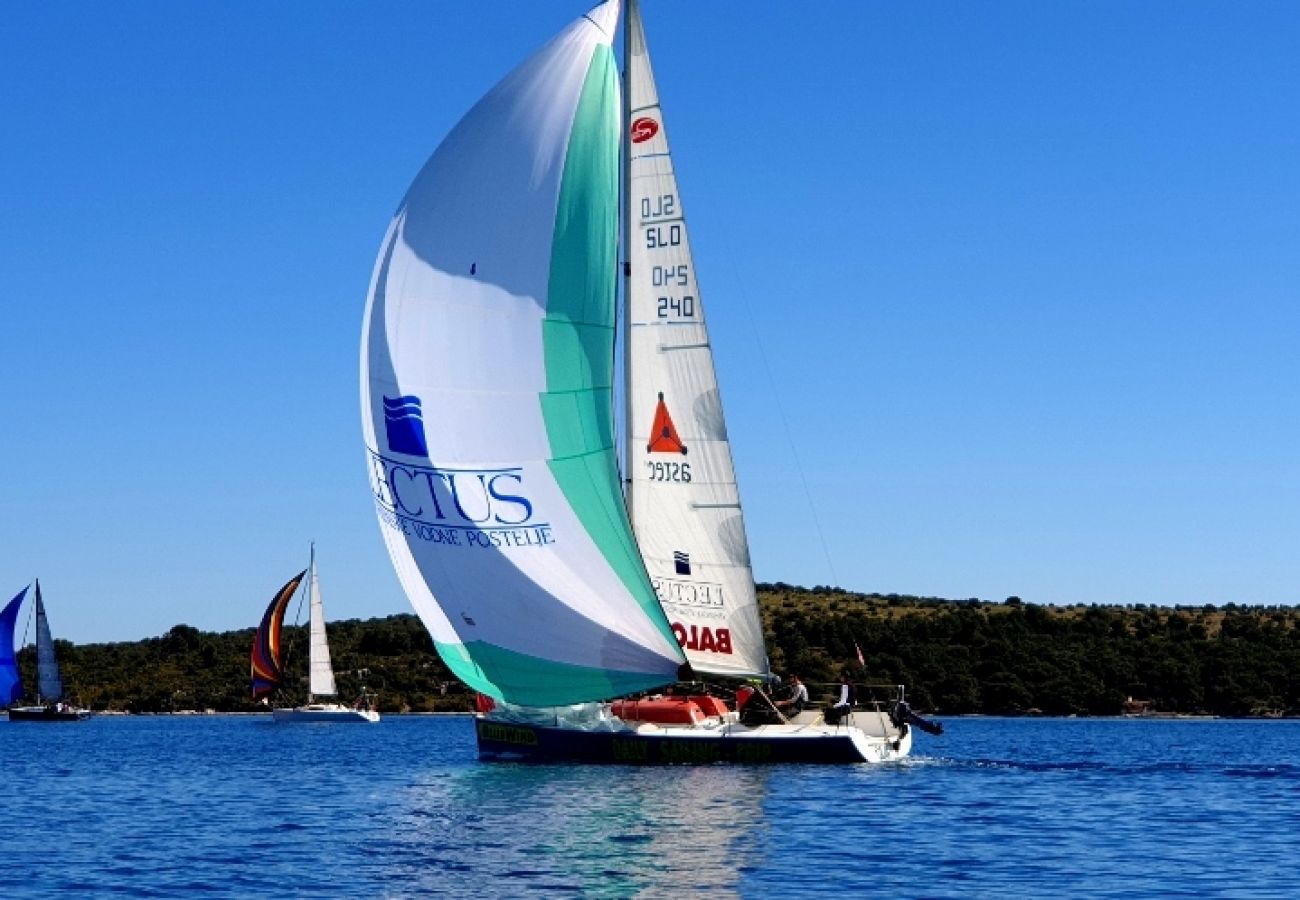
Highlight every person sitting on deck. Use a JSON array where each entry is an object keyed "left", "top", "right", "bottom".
[
  {"left": 775, "top": 674, "right": 808, "bottom": 716},
  {"left": 824, "top": 672, "right": 856, "bottom": 726}
]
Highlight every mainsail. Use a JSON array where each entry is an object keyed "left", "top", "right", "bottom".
[
  {"left": 251, "top": 570, "right": 304, "bottom": 700},
  {"left": 623, "top": 0, "right": 769, "bottom": 679},
  {"left": 361, "top": 0, "right": 686, "bottom": 707},
  {"left": 32, "top": 581, "right": 64, "bottom": 702},
  {"left": 306, "top": 548, "right": 338, "bottom": 698},
  {"left": 0, "top": 586, "right": 27, "bottom": 706}
]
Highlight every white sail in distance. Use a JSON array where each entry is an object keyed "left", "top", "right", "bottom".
[
  {"left": 623, "top": 0, "right": 769, "bottom": 679},
  {"left": 306, "top": 549, "right": 337, "bottom": 698}
]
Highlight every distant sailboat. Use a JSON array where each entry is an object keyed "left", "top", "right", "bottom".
[
  {"left": 250, "top": 548, "right": 380, "bottom": 723},
  {"left": 360, "top": 0, "right": 924, "bottom": 762},
  {"left": 4, "top": 581, "right": 89, "bottom": 721}
]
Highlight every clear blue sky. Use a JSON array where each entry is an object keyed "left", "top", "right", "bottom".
[{"left": 3, "top": 2, "right": 1297, "bottom": 644}]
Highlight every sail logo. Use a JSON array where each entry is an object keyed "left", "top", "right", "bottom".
[
  {"left": 672, "top": 623, "right": 732, "bottom": 655},
  {"left": 383, "top": 395, "right": 428, "bottom": 457},
  {"left": 631, "top": 116, "right": 659, "bottom": 143},
  {"left": 653, "top": 576, "right": 724, "bottom": 609},
  {"left": 369, "top": 451, "right": 554, "bottom": 550},
  {"left": 647, "top": 392, "right": 687, "bottom": 454},
  {"left": 674, "top": 550, "right": 691, "bottom": 575}
]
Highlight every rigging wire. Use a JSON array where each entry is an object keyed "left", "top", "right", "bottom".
[
  {"left": 21, "top": 585, "right": 33, "bottom": 651},
  {"left": 726, "top": 258, "right": 841, "bottom": 590}
]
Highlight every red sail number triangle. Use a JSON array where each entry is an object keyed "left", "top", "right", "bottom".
[{"left": 647, "top": 392, "right": 688, "bottom": 455}]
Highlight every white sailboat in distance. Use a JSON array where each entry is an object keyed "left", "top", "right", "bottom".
[{"left": 251, "top": 546, "right": 379, "bottom": 723}]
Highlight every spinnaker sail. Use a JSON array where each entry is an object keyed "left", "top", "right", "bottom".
[
  {"left": 360, "top": 0, "right": 686, "bottom": 707},
  {"left": 0, "top": 586, "right": 27, "bottom": 706},
  {"left": 250, "top": 570, "right": 304, "bottom": 700}
]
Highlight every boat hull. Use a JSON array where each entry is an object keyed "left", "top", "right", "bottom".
[
  {"left": 7, "top": 705, "right": 89, "bottom": 722},
  {"left": 270, "top": 704, "right": 379, "bottom": 723},
  {"left": 475, "top": 715, "right": 912, "bottom": 764}
]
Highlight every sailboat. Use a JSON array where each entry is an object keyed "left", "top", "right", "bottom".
[
  {"left": 250, "top": 548, "right": 380, "bottom": 723},
  {"left": 3, "top": 581, "right": 89, "bottom": 721},
  {"left": 360, "top": 0, "right": 921, "bottom": 762}
]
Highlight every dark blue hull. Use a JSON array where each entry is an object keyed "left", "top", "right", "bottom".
[
  {"left": 475, "top": 717, "right": 888, "bottom": 764},
  {"left": 7, "top": 706, "right": 89, "bottom": 722}
]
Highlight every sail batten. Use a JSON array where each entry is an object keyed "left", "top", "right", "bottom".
[{"left": 624, "top": 0, "right": 770, "bottom": 679}]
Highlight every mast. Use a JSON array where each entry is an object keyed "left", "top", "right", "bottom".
[
  {"left": 307, "top": 543, "right": 316, "bottom": 703},
  {"left": 621, "top": 0, "right": 636, "bottom": 516}
]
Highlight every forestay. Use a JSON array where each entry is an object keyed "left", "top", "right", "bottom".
[
  {"left": 623, "top": 0, "right": 769, "bottom": 678},
  {"left": 361, "top": 0, "right": 686, "bottom": 707}
]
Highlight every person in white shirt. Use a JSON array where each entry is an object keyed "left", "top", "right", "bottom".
[{"left": 825, "top": 672, "right": 855, "bottom": 725}]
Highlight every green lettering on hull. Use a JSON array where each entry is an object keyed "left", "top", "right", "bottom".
[{"left": 478, "top": 721, "right": 539, "bottom": 746}]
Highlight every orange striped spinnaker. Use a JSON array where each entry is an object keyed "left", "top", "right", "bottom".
[{"left": 250, "top": 570, "right": 305, "bottom": 700}]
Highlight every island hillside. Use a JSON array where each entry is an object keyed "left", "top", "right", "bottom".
[{"left": 18, "top": 585, "right": 1299, "bottom": 717}]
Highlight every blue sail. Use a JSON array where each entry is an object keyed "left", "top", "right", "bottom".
[{"left": 0, "top": 586, "right": 28, "bottom": 706}]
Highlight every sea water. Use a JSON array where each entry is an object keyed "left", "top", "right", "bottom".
[{"left": 1, "top": 715, "right": 1295, "bottom": 897}]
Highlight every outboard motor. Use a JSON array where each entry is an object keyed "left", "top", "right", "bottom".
[{"left": 890, "top": 699, "right": 944, "bottom": 736}]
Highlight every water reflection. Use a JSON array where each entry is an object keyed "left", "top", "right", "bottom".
[{"left": 375, "top": 762, "right": 773, "bottom": 897}]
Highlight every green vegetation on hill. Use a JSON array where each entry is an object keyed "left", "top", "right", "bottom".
[
  {"left": 758, "top": 585, "right": 1300, "bottom": 717},
  {"left": 16, "top": 588, "right": 1300, "bottom": 716},
  {"left": 19, "top": 615, "right": 463, "bottom": 714}
]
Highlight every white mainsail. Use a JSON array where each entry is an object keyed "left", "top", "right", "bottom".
[
  {"left": 306, "top": 548, "right": 338, "bottom": 699},
  {"left": 623, "top": 0, "right": 769, "bottom": 679},
  {"left": 361, "top": 0, "right": 686, "bottom": 707}
]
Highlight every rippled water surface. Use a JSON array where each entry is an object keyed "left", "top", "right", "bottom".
[{"left": 3, "top": 715, "right": 1297, "bottom": 897}]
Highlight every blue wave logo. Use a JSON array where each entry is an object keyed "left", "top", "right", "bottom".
[
  {"left": 674, "top": 550, "right": 691, "bottom": 576},
  {"left": 384, "top": 395, "right": 428, "bottom": 456}
]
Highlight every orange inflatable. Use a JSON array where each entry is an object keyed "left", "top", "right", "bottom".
[{"left": 611, "top": 694, "right": 732, "bottom": 725}]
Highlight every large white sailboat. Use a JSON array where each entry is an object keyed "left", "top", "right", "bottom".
[
  {"left": 250, "top": 548, "right": 379, "bottom": 723},
  {"left": 360, "top": 1, "right": 929, "bottom": 762}
]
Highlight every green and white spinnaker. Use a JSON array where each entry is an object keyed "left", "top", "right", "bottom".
[{"left": 360, "top": 0, "right": 685, "bottom": 707}]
